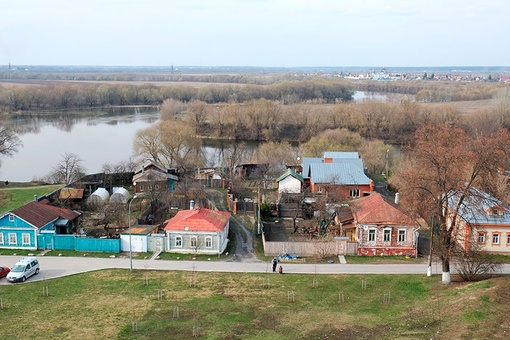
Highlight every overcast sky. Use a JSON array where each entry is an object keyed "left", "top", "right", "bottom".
[{"left": 1, "top": 0, "right": 508, "bottom": 67}]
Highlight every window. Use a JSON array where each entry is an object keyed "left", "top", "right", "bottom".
[
  {"left": 140, "top": 185, "right": 145, "bottom": 192},
  {"left": 205, "top": 237, "right": 212, "bottom": 248},
  {"left": 22, "top": 233, "right": 30, "bottom": 245},
  {"left": 155, "top": 184, "right": 160, "bottom": 190},
  {"left": 368, "top": 229, "right": 376, "bottom": 242},
  {"left": 507, "top": 233, "right": 510, "bottom": 245},
  {"left": 383, "top": 229, "right": 391, "bottom": 242},
  {"left": 0, "top": 233, "right": 3, "bottom": 245},
  {"left": 350, "top": 189, "right": 360, "bottom": 198},
  {"left": 398, "top": 229, "right": 406, "bottom": 243},
  {"left": 191, "top": 237, "right": 198, "bottom": 248},
  {"left": 478, "top": 232, "right": 486, "bottom": 243},
  {"left": 175, "top": 235, "right": 182, "bottom": 247},
  {"left": 317, "top": 186, "right": 322, "bottom": 193},
  {"left": 492, "top": 233, "right": 500, "bottom": 245},
  {"left": 8, "top": 233, "right": 17, "bottom": 245},
  {"left": 9, "top": 213, "right": 14, "bottom": 222}
]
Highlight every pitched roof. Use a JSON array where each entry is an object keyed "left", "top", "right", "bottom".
[
  {"left": 449, "top": 187, "right": 510, "bottom": 225},
  {"left": 164, "top": 208, "right": 230, "bottom": 232},
  {"left": 351, "top": 193, "right": 418, "bottom": 226},
  {"left": 301, "top": 154, "right": 364, "bottom": 179},
  {"left": 133, "top": 168, "right": 178, "bottom": 183},
  {"left": 309, "top": 162, "right": 371, "bottom": 185},
  {"left": 11, "top": 201, "right": 81, "bottom": 229},
  {"left": 275, "top": 169, "right": 304, "bottom": 183}
]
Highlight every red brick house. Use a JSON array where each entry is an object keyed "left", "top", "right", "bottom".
[
  {"left": 301, "top": 152, "right": 374, "bottom": 199},
  {"left": 352, "top": 193, "right": 420, "bottom": 256}
]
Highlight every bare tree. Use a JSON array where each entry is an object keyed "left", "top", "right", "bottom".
[
  {"left": 0, "top": 124, "right": 22, "bottom": 158},
  {"left": 49, "top": 152, "right": 86, "bottom": 185},
  {"left": 390, "top": 125, "right": 510, "bottom": 284}
]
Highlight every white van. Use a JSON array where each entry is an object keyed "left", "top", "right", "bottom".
[{"left": 7, "top": 257, "right": 40, "bottom": 283}]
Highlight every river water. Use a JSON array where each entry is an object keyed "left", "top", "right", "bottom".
[{"left": 0, "top": 107, "right": 160, "bottom": 182}]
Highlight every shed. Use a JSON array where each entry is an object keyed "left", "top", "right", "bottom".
[
  {"left": 110, "top": 187, "right": 130, "bottom": 204},
  {"left": 86, "top": 187, "right": 110, "bottom": 205}
]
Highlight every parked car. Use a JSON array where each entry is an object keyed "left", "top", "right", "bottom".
[
  {"left": 6, "top": 257, "right": 39, "bottom": 283},
  {"left": 0, "top": 266, "right": 10, "bottom": 278}
]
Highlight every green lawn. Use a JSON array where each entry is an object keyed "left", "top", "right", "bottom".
[
  {"left": 1, "top": 270, "right": 509, "bottom": 339},
  {"left": 0, "top": 184, "right": 64, "bottom": 214}
]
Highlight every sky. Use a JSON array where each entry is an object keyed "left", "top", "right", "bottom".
[{"left": 1, "top": 0, "right": 509, "bottom": 68}]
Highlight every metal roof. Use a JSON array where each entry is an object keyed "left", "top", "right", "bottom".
[{"left": 309, "top": 162, "right": 371, "bottom": 185}]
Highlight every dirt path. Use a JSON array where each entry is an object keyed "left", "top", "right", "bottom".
[{"left": 206, "top": 189, "right": 261, "bottom": 263}]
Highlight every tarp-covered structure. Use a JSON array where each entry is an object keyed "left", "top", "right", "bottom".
[
  {"left": 87, "top": 187, "right": 110, "bottom": 205},
  {"left": 110, "top": 187, "right": 130, "bottom": 204}
]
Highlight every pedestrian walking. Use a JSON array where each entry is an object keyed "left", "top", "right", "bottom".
[{"left": 272, "top": 257, "right": 278, "bottom": 272}]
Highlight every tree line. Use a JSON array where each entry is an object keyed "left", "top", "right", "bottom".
[{"left": 0, "top": 79, "right": 353, "bottom": 112}]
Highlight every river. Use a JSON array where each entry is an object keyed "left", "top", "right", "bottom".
[{"left": 1, "top": 107, "right": 160, "bottom": 182}]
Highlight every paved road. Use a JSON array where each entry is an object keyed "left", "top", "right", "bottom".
[{"left": 2, "top": 255, "right": 509, "bottom": 285}]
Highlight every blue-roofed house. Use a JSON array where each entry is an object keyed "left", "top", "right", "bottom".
[
  {"left": 301, "top": 152, "right": 373, "bottom": 199},
  {"left": 448, "top": 188, "right": 510, "bottom": 254}
]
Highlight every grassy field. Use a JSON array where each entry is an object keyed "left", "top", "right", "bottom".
[
  {"left": 0, "top": 184, "right": 63, "bottom": 214},
  {"left": 0, "top": 270, "right": 509, "bottom": 339}
]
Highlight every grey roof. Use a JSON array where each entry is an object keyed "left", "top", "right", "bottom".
[
  {"left": 302, "top": 157, "right": 365, "bottom": 179},
  {"left": 449, "top": 187, "right": 510, "bottom": 225},
  {"left": 323, "top": 151, "right": 359, "bottom": 159},
  {"left": 309, "top": 162, "right": 371, "bottom": 185}
]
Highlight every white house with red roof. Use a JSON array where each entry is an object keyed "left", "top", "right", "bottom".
[{"left": 164, "top": 207, "right": 230, "bottom": 255}]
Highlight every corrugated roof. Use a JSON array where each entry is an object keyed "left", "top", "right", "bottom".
[
  {"left": 164, "top": 208, "right": 230, "bottom": 232},
  {"left": 323, "top": 151, "right": 359, "bottom": 159},
  {"left": 275, "top": 169, "right": 303, "bottom": 183},
  {"left": 450, "top": 187, "right": 510, "bottom": 225},
  {"left": 310, "top": 162, "right": 371, "bottom": 185},
  {"left": 352, "top": 193, "right": 418, "bottom": 226},
  {"left": 59, "top": 188, "right": 84, "bottom": 200},
  {"left": 11, "top": 201, "right": 81, "bottom": 229}
]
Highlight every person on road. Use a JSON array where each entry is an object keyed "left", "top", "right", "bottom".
[{"left": 272, "top": 257, "right": 278, "bottom": 272}]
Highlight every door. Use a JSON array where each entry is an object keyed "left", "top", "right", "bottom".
[{"left": 155, "top": 238, "right": 162, "bottom": 252}]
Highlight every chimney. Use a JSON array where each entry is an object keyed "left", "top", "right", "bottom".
[
  {"left": 189, "top": 200, "right": 195, "bottom": 210},
  {"left": 34, "top": 194, "right": 38, "bottom": 202},
  {"left": 394, "top": 193, "right": 400, "bottom": 205}
]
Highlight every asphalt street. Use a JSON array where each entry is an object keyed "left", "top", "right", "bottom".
[{"left": 2, "top": 255, "right": 510, "bottom": 285}]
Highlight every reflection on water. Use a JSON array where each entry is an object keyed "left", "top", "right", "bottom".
[
  {"left": 0, "top": 107, "right": 160, "bottom": 182},
  {"left": 0, "top": 107, "right": 259, "bottom": 182}
]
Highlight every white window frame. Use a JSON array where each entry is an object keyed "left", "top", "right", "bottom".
[
  {"left": 368, "top": 228, "right": 376, "bottom": 243},
  {"left": 398, "top": 229, "right": 406, "bottom": 243},
  {"left": 22, "top": 233, "right": 30, "bottom": 245},
  {"left": 205, "top": 237, "right": 212, "bottom": 248},
  {"left": 175, "top": 235, "right": 182, "bottom": 247},
  {"left": 190, "top": 236, "right": 198, "bottom": 248},
  {"left": 350, "top": 188, "right": 360, "bottom": 198},
  {"left": 0, "top": 233, "right": 3, "bottom": 245},
  {"left": 140, "top": 185, "right": 145, "bottom": 192},
  {"left": 492, "top": 233, "right": 500, "bottom": 245},
  {"left": 507, "top": 233, "right": 510, "bottom": 245},
  {"left": 8, "top": 233, "right": 17, "bottom": 245},
  {"left": 383, "top": 228, "right": 391, "bottom": 243},
  {"left": 478, "top": 232, "right": 486, "bottom": 243},
  {"left": 317, "top": 186, "right": 322, "bottom": 193},
  {"left": 9, "top": 213, "right": 14, "bottom": 222}
]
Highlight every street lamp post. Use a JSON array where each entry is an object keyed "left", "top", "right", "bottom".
[{"left": 128, "top": 194, "right": 138, "bottom": 272}]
